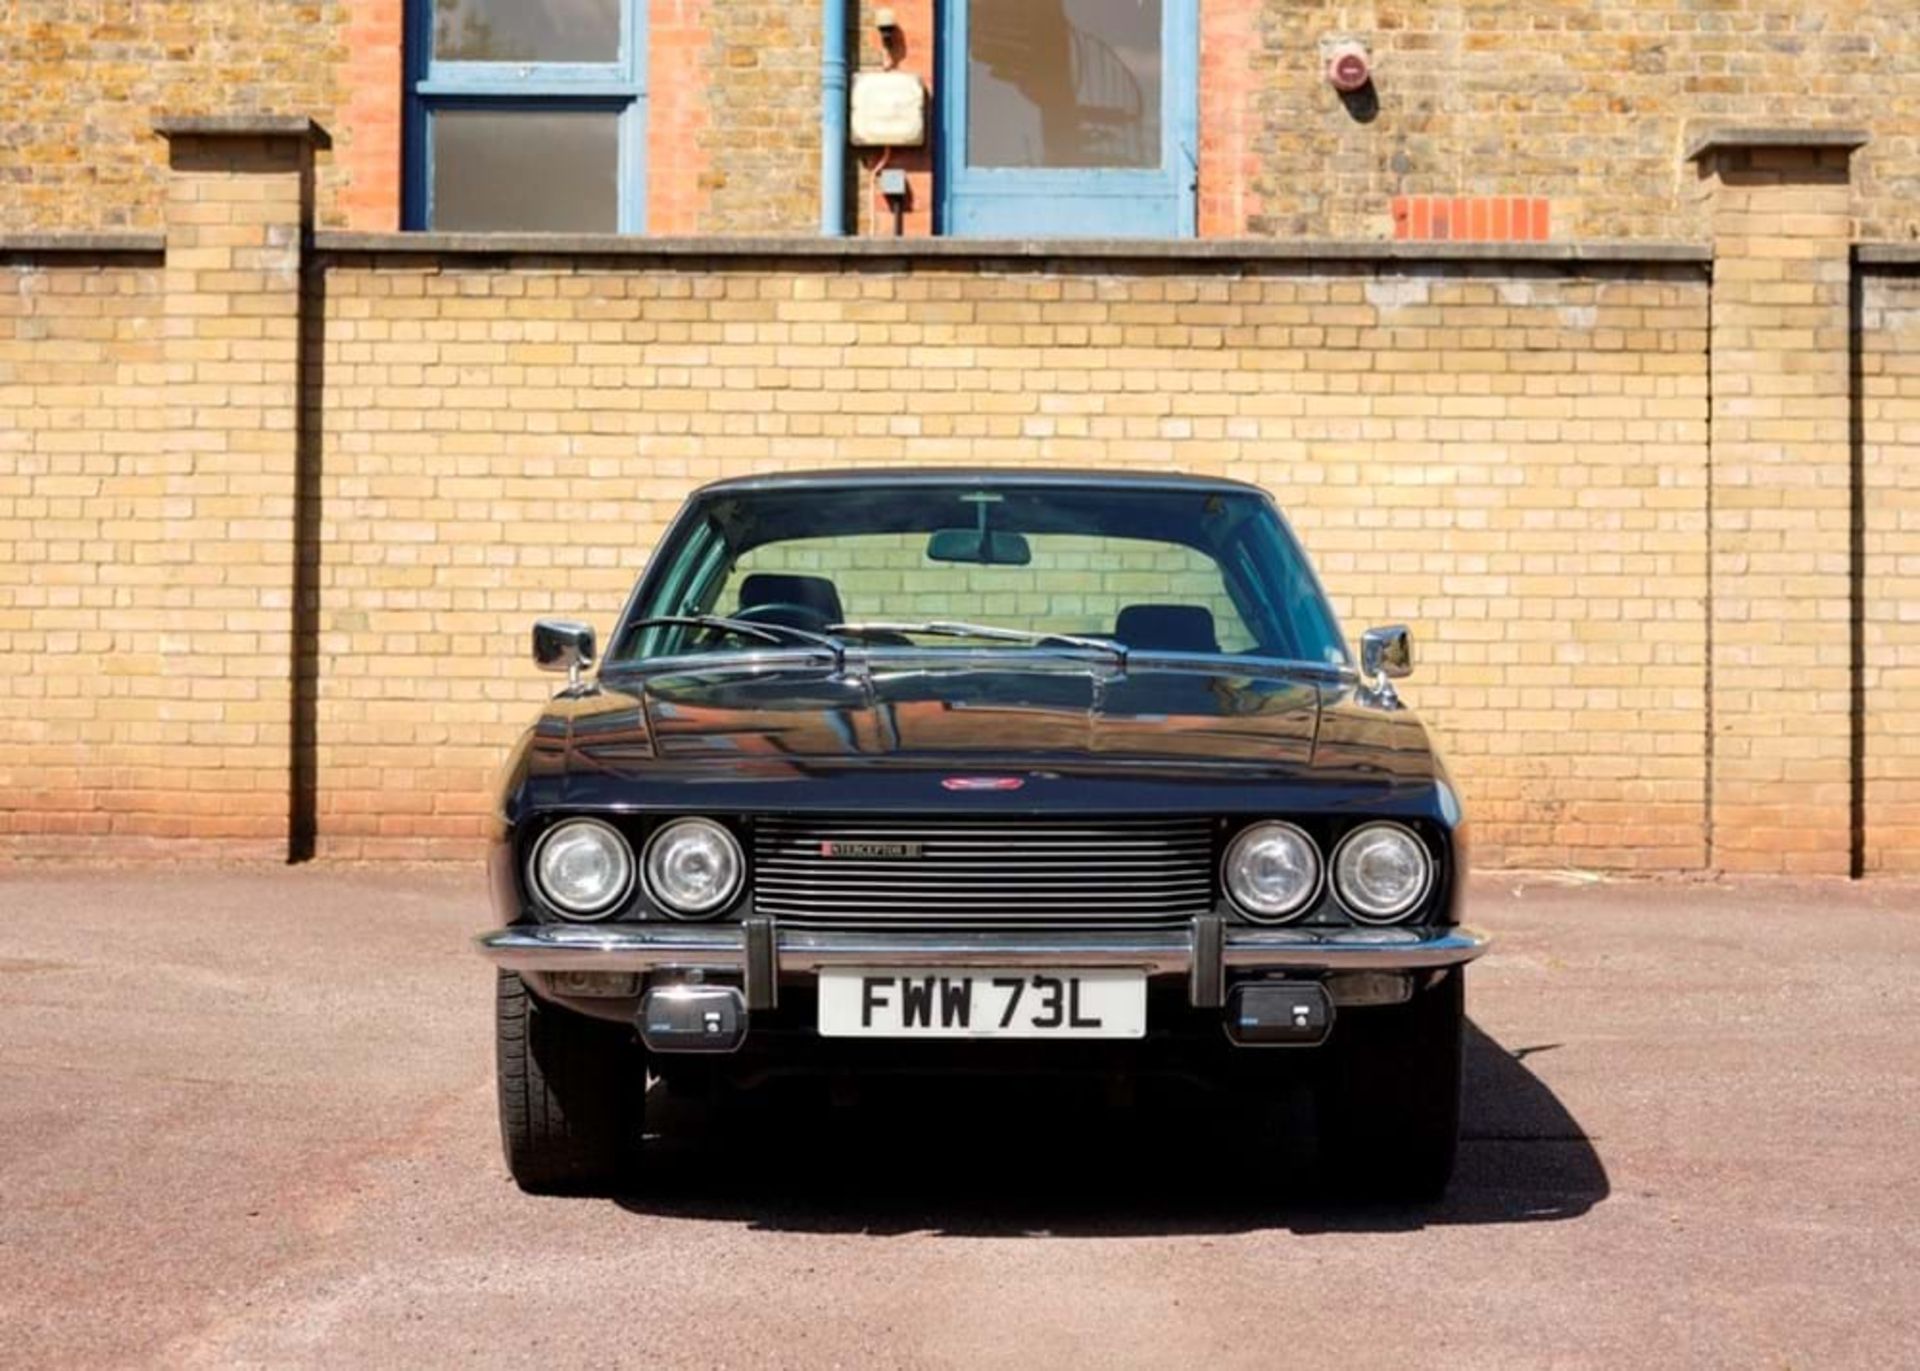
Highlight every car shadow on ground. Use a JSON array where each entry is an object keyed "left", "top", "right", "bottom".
[{"left": 609, "top": 1022, "right": 1608, "bottom": 1236}]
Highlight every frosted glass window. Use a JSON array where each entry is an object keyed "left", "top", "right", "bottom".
[
  {"left": 433, "top": 0, "right": 621, "bottom": 63},
  {"left": 431, "top": 110, "right": 619, "bottom": 232},
  {"left": 967, "top": 0, "right": 1162, "bottom": 168}
]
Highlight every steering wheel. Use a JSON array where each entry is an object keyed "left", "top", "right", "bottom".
[{"left": 731, "top": 600, "right": 834, "bottom": 634}]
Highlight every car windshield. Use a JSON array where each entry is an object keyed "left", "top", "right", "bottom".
[{"left": 609, "top": 482, "right": 1350, "bottom": 668}]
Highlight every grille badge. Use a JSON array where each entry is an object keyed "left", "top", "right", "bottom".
[
  {"left": 820, "top": 840, "right": 923, "bottom": 860},
  {"left": 941, "top": 776, "right": 1025, "bottom": 792}
]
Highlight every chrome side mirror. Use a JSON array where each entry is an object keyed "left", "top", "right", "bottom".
[
  {"left": 533, "top": 619, "right": 596, "bottom": 687},
  {"left": 1359, "top": 625, "right": 1413, "bottom": 705}
]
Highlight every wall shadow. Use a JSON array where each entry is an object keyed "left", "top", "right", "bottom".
[
  {"left": 610, "top": 1021, "right": 1608, "bottom": 1236},
  {"left": 289, "top": 259, "right": 324, "bottom": 861}
]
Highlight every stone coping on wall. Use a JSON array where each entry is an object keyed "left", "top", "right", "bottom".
[
  {"left": 0, "top": 231, "right": 166, "bottom": 257},
  {"left": 1858, "top": 244, "right": 1920, "bottom": 270},
  {"left": 1683, "top": 126, "right": 1870, "bottom": 161},
  {"left": 310, "top": 231, "right": 1713, "bottom": 268},
  {"left": 21, "top": 229, "right": 1918, "bottom": 271},
  {"left": 153, "top": 114, "right": 332, "bottom": 148}
]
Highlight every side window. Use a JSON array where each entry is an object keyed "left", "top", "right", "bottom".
[
  {"left": 940, "top": 0, "right": 1198, "bottom": 236},
  {"left": 405, "top": 0, "right": 646, "bottom": 232}
]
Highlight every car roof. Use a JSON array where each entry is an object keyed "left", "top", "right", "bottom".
[{"left": 689, "top": 468, "right": 1268, "bottom": 498}]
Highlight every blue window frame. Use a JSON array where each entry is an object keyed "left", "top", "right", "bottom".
[
  {"left": 938, "top": 0, "right": 1197, "bottom": 237},
  {"left": 403, "top": 0, "right": 648, "bottom": 232}
]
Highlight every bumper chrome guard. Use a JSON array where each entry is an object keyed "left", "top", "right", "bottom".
[{"left": 476, "top": 920, "right": 1490, "bottom": 992}]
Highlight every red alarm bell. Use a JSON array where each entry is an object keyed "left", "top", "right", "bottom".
[{"left": 1326, "top": 40, "right": 1372, "bottom": 93}]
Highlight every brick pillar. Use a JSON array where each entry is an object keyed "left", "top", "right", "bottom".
[
  {"left": 1690, "top": 129, "right": 1866, "bottom": 874},
  {"left": 153, "top": 116, "right": 325, "bottom": 855}
]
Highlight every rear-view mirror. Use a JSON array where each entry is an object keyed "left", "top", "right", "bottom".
[{"left": 926, "top": 528, "right": 1032, "bottom": 566}]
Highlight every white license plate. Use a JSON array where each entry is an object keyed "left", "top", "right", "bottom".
[{"left": 817, "top": 968, "right": 1146, "bottom": 1039}]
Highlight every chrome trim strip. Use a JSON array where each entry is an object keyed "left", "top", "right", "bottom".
[{"left": 477, "top": 923, "right": 1491, "bottom": 976}]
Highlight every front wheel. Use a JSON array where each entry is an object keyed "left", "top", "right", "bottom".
[
  {"left": 495, "top": 971, "right": 647, "bottom": 1194},
  {"left": 1317, "top": 968, "right": 1464, "bottom": 1202}
]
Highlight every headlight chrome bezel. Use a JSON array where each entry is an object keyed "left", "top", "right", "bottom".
[
  {"left": 1330, "top": 821, "right": 1435, "bottom": 925},
  {"left": 526, "top": 816, "right": 637, "bottom": 922},
  {"left": 1221, "top": 820, "right": 1324, "bottom": 924},
  {"left": 641, "top": 816, "right": 746, "bottom": 920}
]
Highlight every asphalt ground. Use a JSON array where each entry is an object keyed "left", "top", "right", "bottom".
[{"left": 1, "top": 867, "right": 1916, "bottom": 1368}]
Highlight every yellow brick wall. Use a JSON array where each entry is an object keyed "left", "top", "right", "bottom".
[
  {"left": 312, "top": 258, "right": 1710, "bottom": 865},
  {"left": 0, "top": 256, "right": 165, "bottom": 847},
  {"left": 0, "top": 131, "right": 315, "bottom": 857},
  {"left": 1697, "top": 144, "right": 1858, "bottom": 875},
  {"left": 1862, "top": 270, "right": 1920, "bottom": 874}
]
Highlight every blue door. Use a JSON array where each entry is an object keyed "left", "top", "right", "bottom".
[{"left": 939, "top": 0, "right": 1197, "bottom": 237}]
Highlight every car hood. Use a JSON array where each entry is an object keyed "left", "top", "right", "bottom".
[
  {"left": 640, "top": 659, "right": 1317, "bottom": 761},
  {"left": 517, "top": 659, "right": 1442, "bottom": 813}
]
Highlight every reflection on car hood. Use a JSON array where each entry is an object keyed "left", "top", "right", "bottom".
[
  {"left": 641, "top": 660, "right": 1318, "bottom": 762},
  {"left": 526, "top": 658, "right": 1441, "bottom": 799}
]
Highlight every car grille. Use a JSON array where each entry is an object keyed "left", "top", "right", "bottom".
[{"left": 750, "top": 816, "right": 1216, "bottom": 929}]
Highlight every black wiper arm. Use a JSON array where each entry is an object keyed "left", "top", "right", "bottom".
[
  {"left": 625, "top": 615, "right": 847, "bottom": 671},
  {"left": 829, "top": 620, "right": 1126, "bottom": 664}
]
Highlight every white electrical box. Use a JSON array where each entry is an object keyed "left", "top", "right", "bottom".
[{"left": 849, "top": 70, "right": 925, "bottom": 148}]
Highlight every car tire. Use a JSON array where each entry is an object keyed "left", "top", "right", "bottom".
[
  {"left": 495, "top": 970, "right": 646, "bottom": 1195},
  {"left": 1317, "top": 967, "right": 1464, "bottom": 1202}
]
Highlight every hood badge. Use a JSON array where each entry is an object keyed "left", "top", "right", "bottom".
[
  {"left": 941, "top": 776, "right": 1025, "bottom": 792},
  {"left": 821, "top": 840, "right": 922, "bottom": 860}
]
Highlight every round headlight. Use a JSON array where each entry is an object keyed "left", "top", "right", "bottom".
[
  {"left": 1331, "top": 822, "right": 1433, "bottom": 924},
  {"left": 529, "top": 818, "right": 635, "bottom": 920},
  {"left": 642, "top": 818, "right": 744, "bottom": 919},
  {"left": 1222, "top": 821, "right": 1322, "bottom": 922}
]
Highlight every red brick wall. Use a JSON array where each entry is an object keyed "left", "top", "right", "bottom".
[
  {"left": 1199, "top": 0, "right": 1262, "bottom": 238},
  {"left": 1393, "top": 196, "right": 1551, "bottom": 243},
  {"left": 648, "top": 0, "right": 712, "bottom": 234},
  {"left": 338, "top": 0, "right": 403, "bottom": 230},
  {"left": 853, "top": 0, "right": 934, "bottom": 238}
]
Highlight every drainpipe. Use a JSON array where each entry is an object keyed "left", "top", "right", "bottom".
[{"left": 820, "top": 0, "right": 850, "bottom": 234}]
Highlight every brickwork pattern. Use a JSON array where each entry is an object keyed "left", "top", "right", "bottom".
[
  {"left": 0, "top": 257, "right": 163, "bottom": 848},
  {"left": 0, "top": 0, "right": 353, "bottom": 231},
  {"left": 1862, "top": 271, "right": 1920, "bottom": 874},
  {"left": 0, "top": 133, "right": 311, "bottom": 855},
  {"left": 1700, "top": 144, "right": 1856, "bottom": 875},
  {"left": 1198, "top": 0, "right": 1264, "bottom": 239},
  {"left": 337, "top": 0, "right": 403, "bottom": 231},
  {"left": 1244, "top": 0, "right": 1920, "bottom": 243},
  {"left": 647, "top": 0, "right": 713, "bottom": 235},
  {"left": 151, "top": 132, "right": 310, "bottom": 848},
  {"left": 309, "top": 257, "right": 1710, "bottom": 864},
  {"left": 1393, "top": 197, "right": 1550, "bottom": 244},
  {"left": 5, "top": 1, "right": 1919, "bottom": 242},
  {"left": 696, "top": 2, "right": 821, "bottom": 233}
]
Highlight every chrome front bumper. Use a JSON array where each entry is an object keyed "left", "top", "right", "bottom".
[{"left": 476, "top": 921, "right": 1489, "bottom": 990}]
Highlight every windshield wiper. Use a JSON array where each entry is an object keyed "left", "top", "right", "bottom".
[
  {"left": 624, "top": 615, "right": 846, "bottom": 671},
  {"left": 829, "top": 620, "right": 1126, "bottom": 665}
]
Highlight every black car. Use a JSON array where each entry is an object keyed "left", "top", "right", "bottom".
[{"left": 478, "top": 470, "right": 1487, "bottom": 1197}]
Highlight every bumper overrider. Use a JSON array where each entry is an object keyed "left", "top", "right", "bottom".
[{"left": 476, "top": 918, "right": 1489, "bottom": 1050}]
